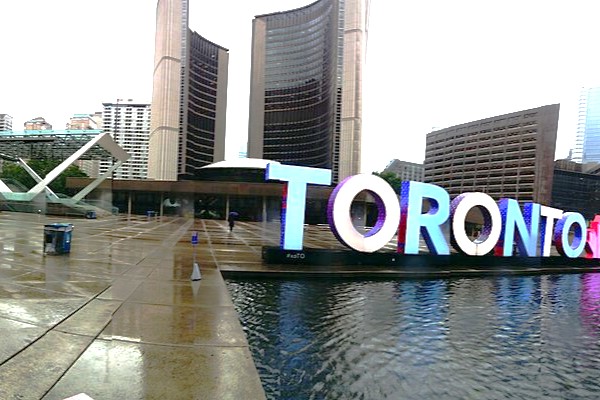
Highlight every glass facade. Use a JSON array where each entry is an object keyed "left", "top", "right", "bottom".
[
  {"left": 249, "top": 0, "right": 368, "bottom": 182},
  {"left": 582, "top": 87, "right": 600, "bottom": 163},
  {"left": 179, "top": 32, "right": 223, "bottom": 179},
  {"left": 552, "top": 168, "right": 600, "bottom": 219},
  {"left": 259, "top": 0, "right": 343, "bottom": 170}
]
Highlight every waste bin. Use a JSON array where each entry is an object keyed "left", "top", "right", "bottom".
[
  {"left": 44, "top": 223, "right": 74, "bottom": 255},
  {"left": 85, "top": 210, "right": 97, "bottom": 219}
]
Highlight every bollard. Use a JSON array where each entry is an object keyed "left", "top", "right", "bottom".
[{"left": 190, "top": 231, "right": 201, "bottom": 281}]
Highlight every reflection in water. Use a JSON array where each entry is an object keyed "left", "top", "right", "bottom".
[
  {"left": 581, "top": 273, "right": 600, "bottom": 337},
  {"left": 227, "top": 274, "right": 600, "bottom": 400}
]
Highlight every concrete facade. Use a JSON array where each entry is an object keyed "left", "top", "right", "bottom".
[
  {"left": 248, "top": 0, "right": 370, "bottom": 183},
  {"left": 100, "top": 100, "right": 151, "bottom": 180},
  {"left": 67, "top": 114, "right": 98, "bottom": 130},
  {"left": 148, "top": 0, "right": 228, "bottom": 181},
  {"left": 24, "top": 116, "right": 52, "bottom": 130},
  {"left": 148, "top": 0, "right": 184, "bottom": 181},
  {"left": 424, "top": 104, "right": 560, "bottom": 205},
  {"left": 0, "top": 114, "right": 12, "bottom": 131},
  {"left": 383, "top": 159, "right": 424, "bottom": 182}
]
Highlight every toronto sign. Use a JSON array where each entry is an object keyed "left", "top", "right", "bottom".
[{"left": 265, "top": 163, "right": 600, "bottom": 259}]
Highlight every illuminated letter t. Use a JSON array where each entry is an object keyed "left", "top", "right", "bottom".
[{"left": 266, "top": 163, "right": 332, "bottom": 250}]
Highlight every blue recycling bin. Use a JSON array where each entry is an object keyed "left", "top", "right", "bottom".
[{"left": 44, "top": 223, "right": 74, "bottom": 255}]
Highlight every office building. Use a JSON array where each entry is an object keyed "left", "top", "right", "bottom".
[
  {"left": 24, "top": 117, "right": 52, "bottom": 130},
  {"left": 247, "top": 0, "right": 370, "bottom": 183},
  {"left": 383, "top": 159, "right": 424, "bottom": 182},
  {"left": 148, "top": 0, "right": 229, "bottom": 181},
  {"left": 101, "top": 100, "right": 151, "bottom": 180},
  {"left": 424, "top": 104, "right": 560, "bottom": 205},
  {"left": 0, "top": 114, "right": 12, "bottom": 132},
  {"left": 574, "top": 86, "right": 600, "bottom": 163}
]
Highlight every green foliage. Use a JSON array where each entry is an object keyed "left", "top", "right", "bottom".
[
  {"left": 372, "top": 171, "right": 402, "bottom": 192},
  {"left": 0, "top": 159, "right": 88, "bottom": 195}
]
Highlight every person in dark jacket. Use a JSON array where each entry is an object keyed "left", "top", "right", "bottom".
[{"left": 228, "top": 211, "right": 238, "bottom": 232}]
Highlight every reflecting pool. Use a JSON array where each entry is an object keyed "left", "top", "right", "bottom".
[{"left": 226, "top": 274, "right": 600, "bottom": 400}]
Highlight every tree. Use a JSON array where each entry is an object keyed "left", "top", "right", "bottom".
[
  {"left": 372, "top": 171, "right": 402, "bottom": 193},
  {"left": 0, "top": 159, "right": 88, "bottom": 196}
]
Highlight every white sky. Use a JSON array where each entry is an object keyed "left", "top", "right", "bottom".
[{"left": 1, "top": 0, "right": 600, "bottom": 174}]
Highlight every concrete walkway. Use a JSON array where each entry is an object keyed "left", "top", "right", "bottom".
[
  {"left": 0, "top": 212, "right": 270, "bottom": 400},
  {"left": 1, "top": 211, "right": 589, "bottom": 399}
]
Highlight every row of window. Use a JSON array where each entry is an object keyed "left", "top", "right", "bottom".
[
  {"left": 427, "top": 129, "right": 538, "bottom": 146},
  {"left": 264, "top": 2, "right": 331, "bottom": 31},
  {"left": 426, "top": 146, "right": 537, "bottom": 162}
]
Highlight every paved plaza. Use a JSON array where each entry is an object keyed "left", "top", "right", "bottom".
[
  {"left": 0, "top": 210, "right": 583, "bottom": 399},
  {"left": 0, "top": 212, "right": 299, "bottom": 400}
]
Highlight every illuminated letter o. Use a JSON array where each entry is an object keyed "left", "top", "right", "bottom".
[
  {"left": 450, "top": 192, "right": 502, "bottom": 256},
  {"left": 553, "top": 212, "right": 586, "bottom": 258},
  {"left": 328, "top": 174, "right": 400, "bottom": 253}
]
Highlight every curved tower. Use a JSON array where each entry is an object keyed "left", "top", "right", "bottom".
[
  {"left": 248, "top": 0, "right": 369, "bottom": 182},
  {"left": 149, "top": 0, "right": 228, "bottom": 181}
]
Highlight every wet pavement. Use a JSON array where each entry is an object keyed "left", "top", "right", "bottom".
[
  {"left": 1, "top": 211, "right": 579, "bottom": 399},
  {"left": 0, "top": 212, "right": 274, "bottom": 400}
]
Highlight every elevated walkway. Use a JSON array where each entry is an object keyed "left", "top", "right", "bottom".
[{"left": 0, "top": 130, "right": 129, "bottom": 216}]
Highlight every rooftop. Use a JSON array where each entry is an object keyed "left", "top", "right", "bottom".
[{"left": 202, "top": 158, "right": 280, "bottom": 170}]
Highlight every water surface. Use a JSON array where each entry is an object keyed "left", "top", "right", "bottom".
[{"left": 226, "top": 274, "right": 600, "bottom": 399}]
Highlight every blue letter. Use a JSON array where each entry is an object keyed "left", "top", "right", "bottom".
[
  {"left": 399, "top": 181, "right": 450, "bottom": 255},
  {"left": 266, "top": 163, "right": 331, "bottom": 250},
  {"left": 495, "top": 199, "right": 540, "bottom": 257},
  {"left": 553, "top": 212, "right": 586, "bottom": 258}
]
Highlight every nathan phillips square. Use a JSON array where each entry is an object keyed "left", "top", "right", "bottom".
[{"left": 2, "top": 0, "right": 600, "bottom": 399}]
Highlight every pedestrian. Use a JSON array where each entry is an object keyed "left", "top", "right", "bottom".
[{"left": 228, "top": 211, "right": 238, "bottom": 232}]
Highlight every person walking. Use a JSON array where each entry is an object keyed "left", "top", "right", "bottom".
[{"left": 228, "top": 211, "right": 238, "bottom": 232}]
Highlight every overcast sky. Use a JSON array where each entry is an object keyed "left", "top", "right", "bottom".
[{"left": 1, "top": 1, "right": 600, "bottom": 173}]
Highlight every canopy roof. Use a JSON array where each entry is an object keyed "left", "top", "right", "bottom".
[
  {"left": 0, "top": 130, "right": 129, "bottom": 202},
  {"left": 0, "top": 130, "right": 125, "bottom": 160}
]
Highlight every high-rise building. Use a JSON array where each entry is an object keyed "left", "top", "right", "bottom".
[
  {"left": 24, "top": 117, "right": 52, "bottom": 130},
  {"left": 67, "top": 114, "right": 98, "bottom": 130},
  {"left": 101, "top": 100, "right": 151, "bottom": 180},
  {"left": 0, "top": 114, "right": 12, "bottom": 131},
  {"left": 424, "top": 104, "right": 560, "bottom": 205},
  {"left": 148, "top": 0, "right": 229, "bottom": 181},
  {"left": 247, "top": 0, "right": 370, "bottom": 183},
  {"left": 383, "top": 159, "right": 424, "bottom": 182},
  {"left": 574, "top": 86, "right": 600, "bottom": 163}
]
